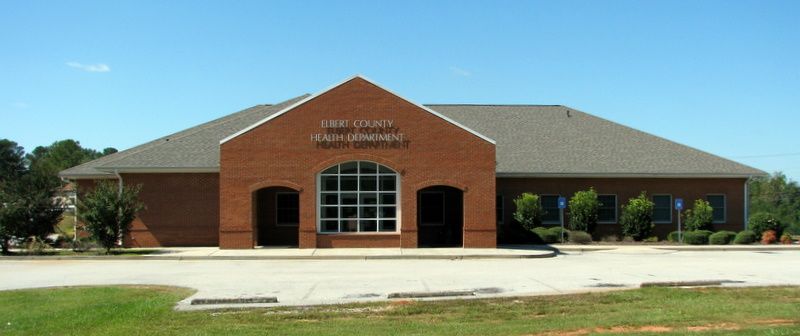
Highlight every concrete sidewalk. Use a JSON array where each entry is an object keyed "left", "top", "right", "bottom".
[
  {"left": 2, "top": 246, "right": 557, "bottom": 260},
  {"left": 3, "top": 244, "right": 798, "bottom": 260}
]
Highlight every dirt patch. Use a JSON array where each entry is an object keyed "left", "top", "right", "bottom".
[
  {"left": 686, "top": 323, "right": 740, "bottom": 331},
  {"left": 532, "top": 325, "right": 674, "bottom": 335},
  {"left": 754, "top": 319, "right": 797, "bottom": 326}
]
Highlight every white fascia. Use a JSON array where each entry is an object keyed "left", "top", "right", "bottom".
[{"left": 219, "top": 75, "right": 496, "bottom": 145}]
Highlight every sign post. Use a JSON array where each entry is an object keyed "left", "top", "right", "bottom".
[
  {"left": 675, "top": 198, "right": 684, "bottom": 243},
  {"left": 558, "top": 197, "right": 567, "bottom": 243}
]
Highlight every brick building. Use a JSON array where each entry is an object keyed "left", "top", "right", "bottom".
[{"left": 60, "top": 76, "right": 764, "bottom": 248}]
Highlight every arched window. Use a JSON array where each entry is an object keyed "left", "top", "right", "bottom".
[{"left": 318, "top": 161, "right": 399, "bottom": 233}]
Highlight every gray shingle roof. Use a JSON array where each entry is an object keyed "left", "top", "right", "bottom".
[
  {"left": 429, "top": 105, "right": 763, "bottom": 177},
  {"left": 60, "top": 99, "right": 764, "bottom": 178},
  {"left": 59, "top": 95, "right": 309, "bottom": 178}
]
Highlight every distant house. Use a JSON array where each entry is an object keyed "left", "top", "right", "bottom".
[{"left": 60, "top": 75, "right": 764, "bottom": 249}]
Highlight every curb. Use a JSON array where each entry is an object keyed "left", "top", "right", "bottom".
[{"left": 0, "top": 252, "right": 556, "bottom": 261}]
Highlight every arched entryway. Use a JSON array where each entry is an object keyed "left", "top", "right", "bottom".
[
  {"left": 254, "top": 186, "right": 299, "bottom": 247},
  {"left": 417, "top": 186, "right": 463, "bottom": 247}
]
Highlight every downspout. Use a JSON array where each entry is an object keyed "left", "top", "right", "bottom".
[
  {"left": 114, "top": 170, "right": 123, "bottom": 196},
  {"left": 114, "top": 170, "right": 123, "bottom": 246},
  {"left": 744, "top": 176, "right": 751, "bottom": 230}
]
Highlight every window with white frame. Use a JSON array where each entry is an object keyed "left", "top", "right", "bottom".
[
  {"left": 540, "top": 195, "right": 561, "bottom": 224},
  {"left": 318, "top": 161, "right": 398, "bottom": 233},
  {"left": 597, "top": 194, "right": 617, "bottom": 223},
  {"left": 706, "top": 194, "right": 726, "bottom": 223},
  {"left": 652, "top": 195, "right": 672, "bottom": 223},
  {"left": 275, "top": 192, "right": 299, "bottom": 226}
]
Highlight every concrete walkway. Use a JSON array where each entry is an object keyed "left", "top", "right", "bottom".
[
  {"left": 150, "top": 246, "right": 556, "bottom": 259},
  {"left": 4, "top": 244, "right": 799, "bottom": 260}
]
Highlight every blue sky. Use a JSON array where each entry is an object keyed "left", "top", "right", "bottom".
[{"left": 1, "top": 1, "right": 798, "bottom": 180}]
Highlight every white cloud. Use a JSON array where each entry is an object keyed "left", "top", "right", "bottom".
[
  {"left": 66, "top": 62, "right": 111, "bottom": 72},
  {"left": 449, "top": 66, "right": 471, "bottom": 77}
]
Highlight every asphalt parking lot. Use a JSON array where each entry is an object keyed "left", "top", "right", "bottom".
[{"left": 2, "top": 249, "right": 799, "bottom": 310}]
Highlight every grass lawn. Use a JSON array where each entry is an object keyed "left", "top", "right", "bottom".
[{"left": 0, "top": 286, "right": 798, "bottom": 335}]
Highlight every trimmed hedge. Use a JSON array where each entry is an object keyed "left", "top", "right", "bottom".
[
  {"left": 532, "top": 227, "right": 559, "bottom": 244},
  {"left": 709, "top": 231, "right": 736, "bottom": 245},
  {"left": 568, "top": 230, "right": 592, "bottom": 244},
  {"left": 548, "top": 226, "right": 568, "bottom": 241},
  {"left": 733, "top": 230, "right": 757, "bottom": 244},
  {"left": 683, "top": 230, "right": 712, "bottom": 245}
]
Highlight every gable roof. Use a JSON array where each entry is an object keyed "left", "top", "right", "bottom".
[
  {"left": 219, "top": 75, "right": 496, "bottom": 145},
  {"left": 60, "top": 80, "right": 765, "bottom": 179}
]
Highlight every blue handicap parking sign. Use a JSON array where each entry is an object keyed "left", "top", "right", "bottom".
[
  {"left": 675, "top": 198, "right": 683, "bottom": 210},
  {"left": 558, "top": 197, "right": 567, "bottom": 209}
]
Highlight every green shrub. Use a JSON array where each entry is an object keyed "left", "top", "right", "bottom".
[
  {"left": 568, "top": 230, "right": 592, "bottom": 244},
  {"left": 619, "top": 192, "right": 655, "bottom": 241},
  {"left": 79, "top": 181, "right": 145, "bottom": 253},
  {"left": 667, "top": 231, "right": 682, "bottom": 243},
  {"left": 780, "top": 233, "right": 793, "bottom": 244},
  {"left": 532, "top": 227, "right": 559, "bottom": 244},
  {"left": 709, "top": 231, "right": 736, "bottom": 245},
  {"left": 748, "top": 212, "right": 784, "bottom": 237},
  {"left": 547, "top": 226, "right": 568, "bottom": 241},
  {"left": 684, "top": 199, "right": 713, "bottom": 231},
  {"left": 513, "top": 193, "right": 543, "bottom": 231},
  {"left": 683, "top": 230, "right": 711, "bottom": 245},
  {"left": 567, "top": 188, "right": 599, "bottom": 233},
  {"left": 643, "top": 236, "right": 659, "bottom": 243},
  {"left": 733, "top": 230, "right": 756, "bottom": 244},
  {"left": 601, "top": 234, "right": 619, "bottom": 242}
]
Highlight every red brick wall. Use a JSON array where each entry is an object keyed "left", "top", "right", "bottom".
[
  {"left": 220, "top": 77, "right": 496, "bottom": 249},
  {"left": 122, "top": 173, "right": 219, "bottom": 247},
  {"left": 497, "top": 177, "right": 748, "bottom": 241},
  {"left": 75, "top": 175, "right": 219, "bottom": 247}
]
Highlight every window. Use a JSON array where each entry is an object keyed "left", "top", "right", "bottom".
[
  {"left": 540, "top": 195, "right": 561, "bottom": 224},
  {"left": 496, "top": 195, "right": 504, "bottom": 225},
  {"left": 706, "top": 194, "right": 726, "bottom": 223},
  {"left": 597, "top": 195, "right": 617, "bottom": 223},
  {"left": 652, "top": 195, "right": 672, "bottom": 223},
  {"left": 275, "top": 192, "right": 299, "bottom": 226},
  {"left": 318, "top": 161, "right": 398, "bottom": 233}
]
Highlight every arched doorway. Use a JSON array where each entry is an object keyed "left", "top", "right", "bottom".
[
  {"left": 254, "top": 186, "right": 299, "bottom": 247},
  {"left": 417, "top": 186, "right": 463, "bottom": 247}
]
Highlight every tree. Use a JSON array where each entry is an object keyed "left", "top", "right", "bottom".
[
  {"left": 568, "top": 188, "right": 600, "bottom": 233},
  {"left": 0, "top": 139, "right": 25, "bottom": 184},
  {"left": 749, "top": 172, "right": 800, "bottom": 233},
  {"left": 26, "top": 140, "right": 115, "bottom": 186},
  {"left": 513, "top": 193, "right": 543, "bottom": 231},
  {"left": 684, "top": 199, "right": 713, "bottom": 231},
  {"left": 620, "top": 192, "right": 655, "bottom": 241},
  {"left": 0, "top": 139, "right": 63, "bottom": 253},
  {"left": 78, "top": 181, "right": 144, "bottom": 253}
]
